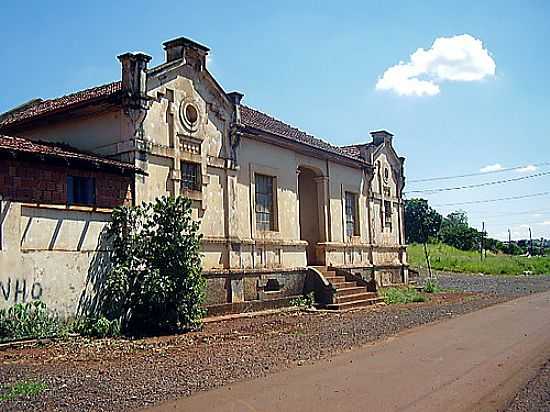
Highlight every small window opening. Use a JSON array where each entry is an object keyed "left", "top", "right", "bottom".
[
  {"left": 185, "top": 104, "right": 199, "bottom": 124},
  {"left": 265, "top": 279, "right": 281, "bottom": 292},
  {"left": 67, "top": 176, "right": 96, "bottom": 205}
]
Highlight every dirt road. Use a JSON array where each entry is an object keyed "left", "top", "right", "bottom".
[{"left": 146, "top": 291, "right": 550, "bottom": 412}]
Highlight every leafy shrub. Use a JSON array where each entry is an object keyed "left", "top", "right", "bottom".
[
  {"left": 0, "top": 301, "right": 59, "bottom": 341},
  {"left": 424, "top": 279, "right": 441, "bottom": 294},
  {"left": 382, "top": 288, "right": 426, "bottom": 304},
  {"left": 290, "top": 292, "right": 315, "bottom": 308},
  {"left": 102, "top": 196, "right": 205, "bottom": 336},
  {"left": 73, "top": 316, "right": 120, "bottom": 338}
]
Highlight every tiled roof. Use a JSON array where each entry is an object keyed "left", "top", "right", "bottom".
[
  {"left": 0, "top": 79, "right": 369, "bottom": 165},
  {"left": 240, "top": 106, "right": 367, "bottom": 164},
  {"left": 0, "top": 134, "right": 139, "bottom": 172},
  {"left": 0, "top": 81, "right": 122, "bottom": 129}
]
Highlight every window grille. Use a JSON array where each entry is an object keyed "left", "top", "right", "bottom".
[{"left": 181, "top": 161, "right": 201, "bottom": 191}]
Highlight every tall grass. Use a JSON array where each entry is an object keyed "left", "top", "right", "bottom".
[{"left": 408, "top": 243, "right": 550, "bottom": 275}]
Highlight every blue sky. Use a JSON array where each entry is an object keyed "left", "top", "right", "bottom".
[{"left": 1, "top": 0, "right": 549, "bottom": 240}]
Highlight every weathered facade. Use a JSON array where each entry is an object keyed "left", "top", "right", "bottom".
[
  {"left": 0, "top": 135, "right": 135, "bottom": 316},
  {"left": 0, "top": 37, "right": 408, "bottom": 316}
]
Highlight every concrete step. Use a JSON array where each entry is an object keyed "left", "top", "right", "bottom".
[
  {"left": 331, "top": 281, "right": 358, "bottom": 289},
  {"left": 334, "top": 286, "right": 371, "bottom": 297},
  {"left": 324, "top": 297, "right": 384, "bottom": 311},
  {"left": 323, "top": 275, "right": 345, "bottom": 283},
  {"left": 335, "top": 291, "right": 378, "bottom": 304}
]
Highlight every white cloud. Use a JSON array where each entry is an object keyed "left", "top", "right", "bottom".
[
  {"left": 376, "top": 34, "right": 496, "bottom": 96},
  {"left": 517, "top": 164, "right": 537, "bottom": 173},
  {"left": 480, "top": 163, "right": 504, "bottom": 173},
  {"left": 542, "top": 221, "right": 550, "bottom": 225}
]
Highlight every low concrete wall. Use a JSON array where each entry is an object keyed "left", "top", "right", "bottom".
[
  {"left": 0, "top": 201, "right": 111, "bottom": 318},
  {"left": 203, "top": 269, "right": 307, "bottom": 306}
]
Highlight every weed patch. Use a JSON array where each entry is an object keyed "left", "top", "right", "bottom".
[
  {"left": 290, "top": 292, "right": 315, "bottom": 308},
  {"left": 424, "top": 279, "right": 441, "bottom": 293},
  {"left": 0, "top": 380, "right": 47, "bottom": 401},
  {"left": 381, "top": 288, "right": 426, "bottom": 304}
]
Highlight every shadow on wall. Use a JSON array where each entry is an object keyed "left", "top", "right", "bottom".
[{"left": 77, "top": 226, "right": 112, "bottom": 318}]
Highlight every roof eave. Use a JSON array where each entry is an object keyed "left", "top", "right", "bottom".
[{"left": 240, "top": 124, "right": 372, "bottom": 170}]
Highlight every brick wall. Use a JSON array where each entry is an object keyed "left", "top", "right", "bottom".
[{"left": 0, "top": 158, "right": 132, "bottom": 208}]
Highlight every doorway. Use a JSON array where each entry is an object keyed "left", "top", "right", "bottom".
[{"left": 298, "top": 167, "right": 321, "bottom": 265}]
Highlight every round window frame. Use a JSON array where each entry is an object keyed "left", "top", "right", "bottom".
[{"left": 179, "top": 101, "right": 200, "bottom": 132}]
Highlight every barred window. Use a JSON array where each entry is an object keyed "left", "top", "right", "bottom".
[
  {"left": 67, "top": 176, "right": 96, "bottom": 205},
  {"left": 345, "top": 192, "right": 359, "bottom": 237},
  {"left": 181, "top": 161, "right": 201, "bottom": 191},
  {"left": 384, "top": 200, "right": 393, "bottom": 230},
  {"left": 255, "top": 174, "right": 275, "bottom": 231}
]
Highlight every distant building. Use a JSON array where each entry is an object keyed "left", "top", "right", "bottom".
[{"left": 0, "top": 37, "right": 408, "bottom": 316}]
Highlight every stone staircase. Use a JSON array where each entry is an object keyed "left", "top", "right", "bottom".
[{"left": 311, "top": 266, "right": 383, "bottom": 310}]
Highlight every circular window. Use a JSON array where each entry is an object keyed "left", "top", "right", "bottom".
[
  {"left": 179, "top": 101, "right": 200, "bottom": 131},
  {"left": 185, "top": 104, "right": 198, "bottom": 124}
]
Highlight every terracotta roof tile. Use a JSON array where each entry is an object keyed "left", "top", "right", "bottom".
[
  {"left": 240, "top": 106, "right": 366, "bottom": 164},
  {"left": 0, "top": 134, "right": 139, "bottom": 172},
  {"left": 0, "top": 81, "right": 122, "bottom": 129}
]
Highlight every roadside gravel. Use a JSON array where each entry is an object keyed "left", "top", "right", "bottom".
[
  {"left": 418, "top": 270, "right": 550, "bottom": 296},
  {"left": 503, "top": 359, "right": 550, "bottom": 412},
  {"left": 1, "top": 273, "right": 549, "bottom": 411}
]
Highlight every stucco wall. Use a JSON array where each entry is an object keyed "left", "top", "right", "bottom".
[
  {"left": 14, "top": 109, "right": 126, "bottom": 156},
  {"left": 0, "top": 201, "right": 110, "bottom": 317}
]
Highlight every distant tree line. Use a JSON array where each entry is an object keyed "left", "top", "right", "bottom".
[{"left": 404, "top": 198, "right": 546, "bottom": 256}]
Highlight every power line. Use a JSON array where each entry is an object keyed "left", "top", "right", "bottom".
[
  {"left": 466, "top": 208, "right": 550, "bottom": 218},
  {"left": 484, "top": 221, "right": 550, "bottom": 227},
  {"left": 408, "top": 161, "right": 550, "bottom": 183},
  {"left": 433, "top": 191, "right": 550, "bottom": 207},
  {"left": 406, "top": 170, "right": 550, "bottom": 194}
]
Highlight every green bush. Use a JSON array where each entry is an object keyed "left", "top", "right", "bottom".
[
  {"left": 382, "top": 288, "right": 426, "bottom": 304},
  {"left": 0, "top": 301, "right": 59, "bottom": 342},
  {"left": 73, "top": 316, "right": 120, "bottom": 338},
  {"left": 102, "top": 196, "right": 205, "bottom": 336}
]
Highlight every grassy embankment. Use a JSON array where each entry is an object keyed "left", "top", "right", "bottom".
[{"left": 408, "top": 243, "right": 550, "bottom": 275}]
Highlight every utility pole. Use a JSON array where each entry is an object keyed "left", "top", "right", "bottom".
[
  {"left": 540, "top": 237, "right": 544, "bottom": 256},
  {"left": 479, "top": 222, "right": 485, "bottom": 260},
  {"left": 423, "top": 241, "right": 433, "bottom": 279},
  {"left": 508, "top": 229, "right": 512, "bottom": 255},
  {"left": 420, "top": 220, "right": 433, "bottom": 279},
  {"left": 529, "top": 227, "right": 533, "bottom": 256}
]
